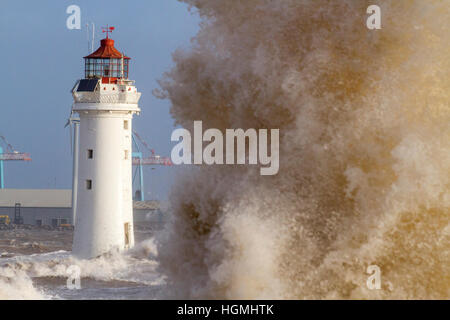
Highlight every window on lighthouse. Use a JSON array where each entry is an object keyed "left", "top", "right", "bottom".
[
  {"left": 87, "top": 149, "right": 93, "bottom": 159},
  {"left": 95, "top": 59, "right": 102, "bottom": 74},
  {"left": 86, "top": 180, "right": 92, "bottom": 190},
  {"left": 104, "top": 61, "right": 110, "bottom": 76},
  {"left": 84, "top": 58, "right": 129, "bottom": 79}
]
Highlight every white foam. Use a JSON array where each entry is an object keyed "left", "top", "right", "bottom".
[{"left": 0, "top": 237, "right": 164, "bottom": 299}]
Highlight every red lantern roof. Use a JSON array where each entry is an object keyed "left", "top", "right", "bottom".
[{"left": 84, "top": 38, "right": 130, "bottom": 60}]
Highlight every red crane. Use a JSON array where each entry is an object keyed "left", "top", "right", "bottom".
[
  {"left": 132, "top": 131, "right": 172, "bottom": 201},
  {"left": 132, "top": 131, "right": 172, "bottom": 166}
]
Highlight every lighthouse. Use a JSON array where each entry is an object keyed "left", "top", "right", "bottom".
[{"left": 71, "top": 27, "right": 141, "bottom": 259}]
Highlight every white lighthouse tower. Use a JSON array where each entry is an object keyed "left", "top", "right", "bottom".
[{"left": 71, "top": 27, "right": 141, "bottom": 259}]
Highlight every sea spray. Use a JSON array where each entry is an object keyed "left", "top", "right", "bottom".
[
  {"left": 157, "top": 0, "right": 450, "bottom": 299},
  {"left": 0, "top": 238, "right": 163, "bottom": 299}
]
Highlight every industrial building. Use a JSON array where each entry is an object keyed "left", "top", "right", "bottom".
[{"left": 0, "top": 189, "right": 162, "bottom": 227}]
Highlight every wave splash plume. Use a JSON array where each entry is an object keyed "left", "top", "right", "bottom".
[{"left": 157, "top": 0, "right": 450, "bottom": 299}]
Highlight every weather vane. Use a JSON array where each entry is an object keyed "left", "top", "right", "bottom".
[{"left": 102, "top": 25, "right": 115, "bottom": 38}]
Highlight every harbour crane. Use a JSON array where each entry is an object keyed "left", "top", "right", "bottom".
[
  {"left": 132, "top": 131, "right": 172, "bottom": 201},
  {"left": 0, "top": 135, "right": 31, "bottom": 189}
]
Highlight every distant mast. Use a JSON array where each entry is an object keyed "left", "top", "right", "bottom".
[
  {"left": 71, "top": 26, "right": 141, "bottom": 259},
  {"left": 91, "top": 23, "right": 95, "bottom": 53},
  {"left": 85, "top": 23, "right": 95, "bottom": 53}
]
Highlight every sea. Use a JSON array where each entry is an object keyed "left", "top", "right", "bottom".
[{"left": 0, "top": 225, "right": 165, "bottom": 299}]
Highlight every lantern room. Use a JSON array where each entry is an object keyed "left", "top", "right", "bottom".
[{"left": 83, "top": 32, "right": 130, "bottom": 84}]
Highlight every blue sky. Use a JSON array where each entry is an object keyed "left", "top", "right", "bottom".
[{"left": 0, "top": 0, "right": 200, "bottom": 200}]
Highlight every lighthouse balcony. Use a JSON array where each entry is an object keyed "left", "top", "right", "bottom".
[
  {"left": 72, "top": 79, "right": 141, "bottom": 105},
  {"left": 73, "top": 90, "right": 141, "bottom": 105}
]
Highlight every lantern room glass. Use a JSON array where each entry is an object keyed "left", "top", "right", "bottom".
[{"left": 84, "top": 58, "right": 129, "bottom": 79}]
